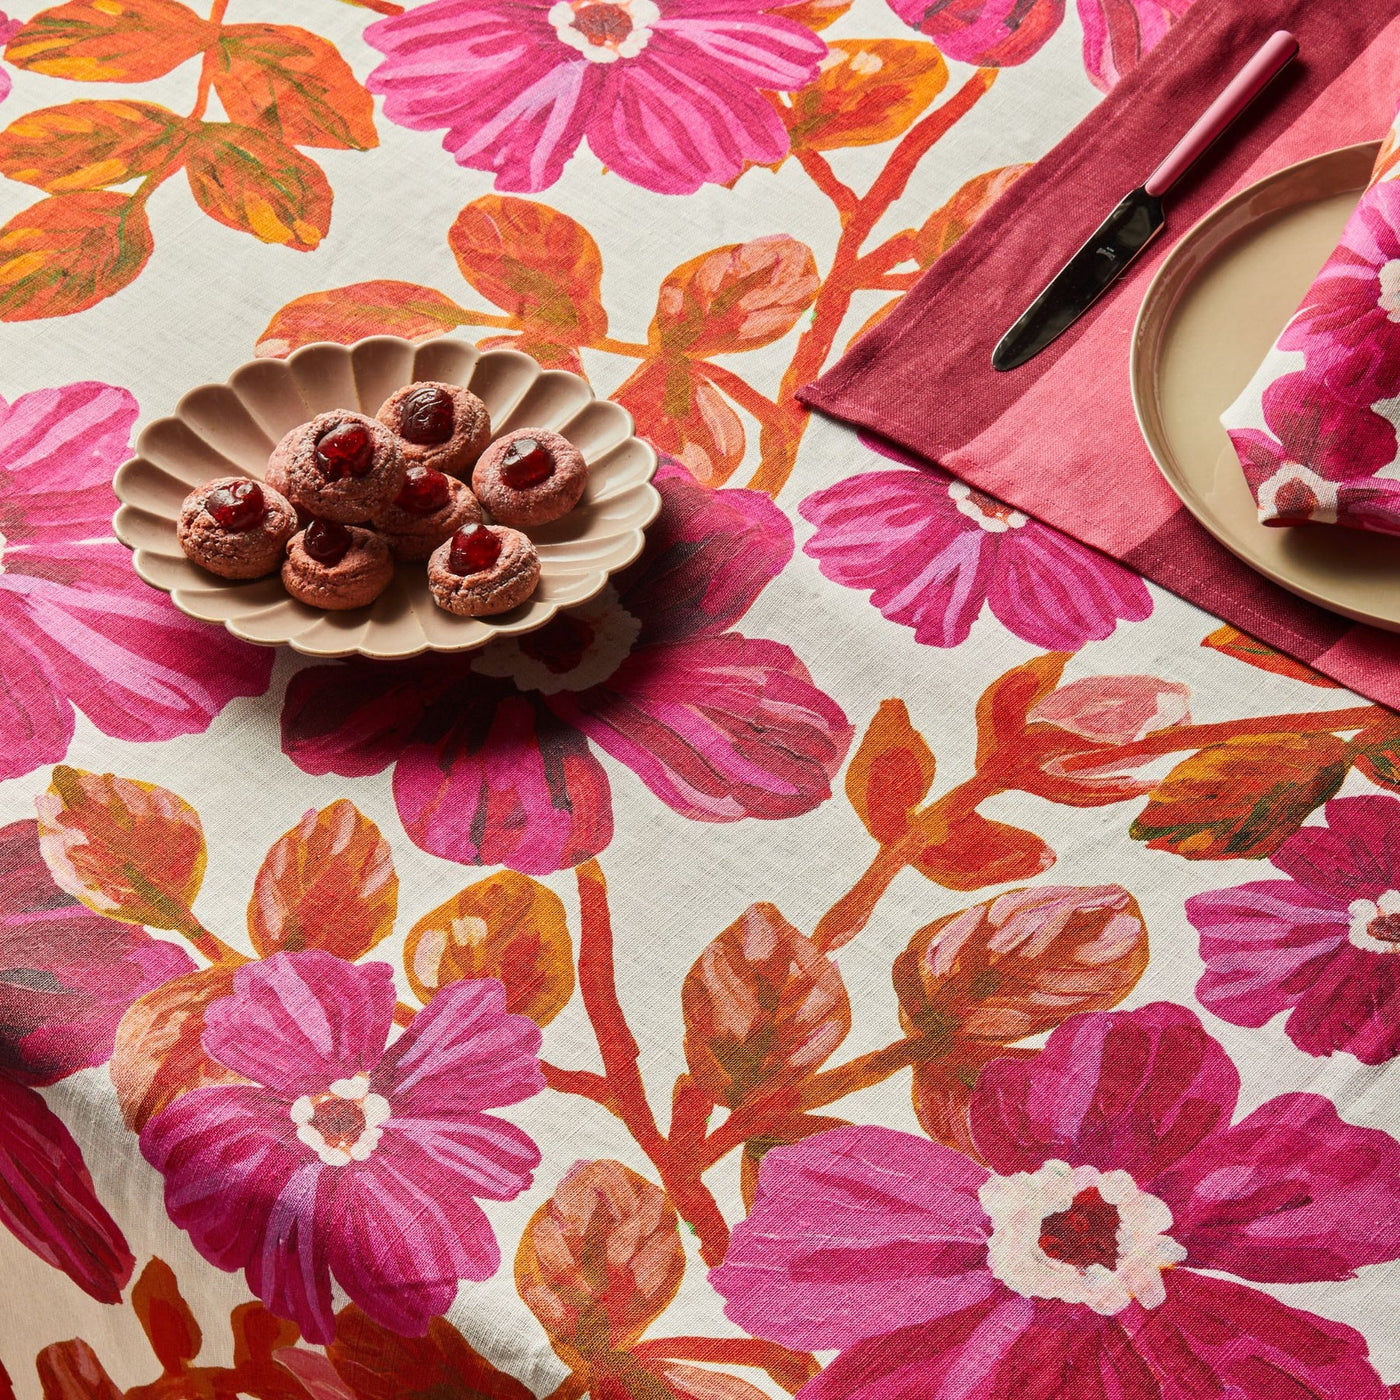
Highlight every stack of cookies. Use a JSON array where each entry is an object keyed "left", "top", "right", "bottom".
[{"left": 176, "top": 382, "right": 589, "bottom": 617}]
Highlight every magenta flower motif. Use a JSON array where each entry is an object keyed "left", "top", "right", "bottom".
[
  {"left": 885, "top": 0, "right": 1064, "bottom": 66},
  {"left": 0, "top": 819, "right": 193, "bottom": 1086},
  {"left": 1186, "top": 795, "right": 1400, "bottom": 1066},
  {"left": 282, "top": 463, "right": 851, "bottom": 875},
  {"left": 0, "top": 13, "right": 15, "bottom": 104},
  {"left": 1227, "top": 370, "right": 1400, "bottom": 530},
  {"left": 0, "top": 382, "right": 273, "bottom": 781},
  {"left": 800, "top": 455, "right": 1151, "bottom": 650},
  {"left": 363, "top": 0, "right": 826, "bottom": 195},
  {"left": 1277, "top": 177, "right": 1400, "bottom": 406},
  {"left": 1, "top": 1075, "right": 134, "bottom": 1303},
  {"left": 713, "top": 1003, "right": 1400, "bottom": 1400},
  {"left": 141, "top": 951, "right": 543, "bottom": 1343},
  {"left": 1076, "top": 0, "right": 1192, "bottom": 92}
]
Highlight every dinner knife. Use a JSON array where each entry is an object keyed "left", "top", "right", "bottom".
[{"left": 991, "top": 28, "right": 1299, "bottom": 373}]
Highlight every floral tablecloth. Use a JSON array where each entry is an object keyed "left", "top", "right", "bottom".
[{"left": 3, "top": 0, "right": 1400, "bottom": 1397}]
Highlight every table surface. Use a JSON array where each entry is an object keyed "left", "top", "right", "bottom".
[{"left": 1, "top": 1, "right": 1398, "bottom": 1396}]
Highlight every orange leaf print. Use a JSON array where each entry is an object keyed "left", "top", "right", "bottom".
[
  {"left": 913, "top": 164, "right": 1030, "bottom": 265},
  {"left": 477, "top": 331, "right": 585, "bottom": 375},
  {"left": 5, "top": 0, "right": 214, "bottom": 82},
  {"left": 770, "top": 0, "right": 852, "bottom": 28},
  {"left": 654, "top": 1364, "right": 775, "bottom": 1400},
  {"left": 974, "top": 652, "right": 1071, "bottom": 766},
  {"left": 256, "top": 279, "right": 466, "bottom": 357},
  {"left": 779, "top": 39, "right": 948, "bottom": 152},
  {"left": 1130, "top": 731, "right": 1350, "bottom": 858},
  {"left": 845, "top": 698, "right": 937, "bottom": 845},
  {"left": 184, "top": 122, "right": 331, "bottom": 250},
  {"left": 213, "top": 24, "right": 377, "bottom": 151},
  {"left": 33, "top": 1340, "right": 122, "bottom": 1400},
  {"left": 613, "top": 358, "right": 745, "bottom": 486},
  {"left": 0, "top": 189, "right": 152, "bottom": 320},
  {"left": 248, "top": 800, "right": 397, "bottom": 959},
  {"left": 404, "top": 870, "right": 574, "bottom": 1026},
  {"left": 649, "top": 234, "right": 819, "bottom": 356},
  {"left": 682, "top": 903, "right": 849, "bottom": 1109},
  {"left": 0, "top": 99, "right": 189, "bottom": 192},
  {"left": 1200, "top": 623, "right": 1341, "bottom": 688},
  {"left": 131, "top": 1257, "right": 202, "bottom": 1374},
  {"left": 448, "top": 195, "right": 607, "bottom": 344},
  {"left": 911, "top": 809, "right": 1054, "bottom": 890},
  {"left": 327, "top": 1306, "right": 535, "bottom": 1400},
  {"left": 516, "top": 1160, "right": 684, "bottom": 1369},
  {"left": 110, "top": 965, "right": 240, "bottom": 1130},
  {"left": 35, "top": 765, "right": 205, "bottom": 927},
  {"left": 894, "top": 883, "right": 1149, "bottom": 1047}
]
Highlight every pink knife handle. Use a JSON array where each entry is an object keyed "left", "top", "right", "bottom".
[{"left": 1144, "top": 30, "right": 1298, "bottom": 198}]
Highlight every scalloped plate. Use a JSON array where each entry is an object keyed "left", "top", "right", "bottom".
[{"left": 112, "top": 336, "right": 661, "bottom": 658}]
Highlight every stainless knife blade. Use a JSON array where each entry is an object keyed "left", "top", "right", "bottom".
[{"left": 991, "top": 186, "right": 1164, "bottom": 373}]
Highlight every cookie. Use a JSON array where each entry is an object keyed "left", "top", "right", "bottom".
[
  {"left": 370, "top": 466, "right": 483, "bottom": 562},
  {"left": 377, "top": 381, "right": 491, "bottom": 479},
  {"left": 282, "top": 520, "right": 394, "bottom": 611},
  {"left": 278, "top": 412, "right": 405, "bottom": 524},
  {"left": 471, "top": 428, "right": 587, "bottom": 527},
  {"left": 427, "top": 523, "right": 540, "bottom": 617},
  {"left": 177, "top": 476, "right": 297, "bottom": 579}
]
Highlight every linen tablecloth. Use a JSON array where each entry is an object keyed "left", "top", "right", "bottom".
[{"left": 2, "top": 1, "right": 1399, "bottom": 1397}]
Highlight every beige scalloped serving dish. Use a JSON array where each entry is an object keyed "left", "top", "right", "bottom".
[{"left": 112, "top": 336, "right": 661, "bottom": 658}]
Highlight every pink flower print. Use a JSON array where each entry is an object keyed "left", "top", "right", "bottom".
[
  {"left": 1278, "top": 176, "right": 1400, "bottom": 406},
  {"left": 0, "top": 382, "right": 273, "bottom": 781},
  {"left": 141, "top": 951, "right": 544, "bottom": 1343},
  {"left": 0, "top": 13, "right": 15, "bottom": 105},
  {"left": 282, "top": 463, "right": 851, "bottom": 875},
  {"left": 712, "top": 1003, "right": 1400, "bottom": 1400},
  {"left": 363, "top": 0, "right": 826, "bottom": 195},
  {"left": 1, "top": 1075, "right": 134, "bottom": 1303},
  {"left": 800, "top": 457, "right": 1151, "bottom": 650},
  {"left": 1229, "top": 371, "right": 1400, "bottom": 532},
  {"left": 1076, "top": 0, "right": 1193, "bottom": 92},
  {"left": 0, "top": 819, "right": 193, "bottom": 1086},
  {"left": 885, "top": 0, "right": 1065, "bottom": 66},
  {"left": 1186, "top": 794, "right": 1400, "bottom": 1065}
]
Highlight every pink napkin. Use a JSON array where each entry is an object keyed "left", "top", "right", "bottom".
[{"left": 1223, "top": 115, "right": 1400, "bottom": 532}]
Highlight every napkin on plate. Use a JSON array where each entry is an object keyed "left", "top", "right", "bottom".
[{"left": 1222, "top": 113, "right": 1400, "bottom": 533}]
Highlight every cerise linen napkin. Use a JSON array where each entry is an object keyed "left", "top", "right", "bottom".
[
  {"left": 1222, "top": 114, "right": 1400, "bottom": 533},
  {"left": 801, "top": 0, "right": 1400, "bottom": 708}
]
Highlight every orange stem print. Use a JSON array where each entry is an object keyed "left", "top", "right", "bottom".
[{"left": 749, "top": 67, "right": 999, "bottom": 496}]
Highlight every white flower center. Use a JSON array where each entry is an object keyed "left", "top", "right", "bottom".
[
  {"left": 948, "top": 479, "right": 1027, "bottom": 533},
  {"left": 289, "top": 1073, "right": 390, "bottom": 1168},
  {"left": 1378, "top": 259, "right": 1400, "bottom": 321},
  {"left": 1256, "top": 461, "right": 1338, "bottom": 525},
  {"left": 475, "top": 585, "right": 642, "bottom": 694},
  {"left": 1348, "top": 890, "right": 1400, "bottom": 953},
  {"left": 980, "top": 1160, "right": 1186, "bottom": 1315},
  {"left": 548, "top": 0, "right": 658, "bottom": 61}
]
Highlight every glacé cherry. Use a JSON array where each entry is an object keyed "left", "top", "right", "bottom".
[
  {"left": 499, "top": 437, "right": 554, "bottom": 489},
  {"left": 303, "top": 519, "right": 353, "bottom": 566},
  {"left": 205, "top": 480, "right": 265, "bottom": 531},
  {"left": 448, "top": 523, "right": 501, "bottom": 574},
  {"left": 315, "top": 421, "right": 375, "bottom": 479},
  {"left": 399, "top": 386, "right": 455, "bottom": 445},
  {"left": 395, "top": 465, "right": 453, "bottom": 515}
]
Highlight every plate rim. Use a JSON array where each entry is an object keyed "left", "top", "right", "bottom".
[
  {"left": 1128, "top": 139, "right": 1399, "bottom": 631},
  {"left": 112, "top": 334, "right": 662, "bottom": 659}
]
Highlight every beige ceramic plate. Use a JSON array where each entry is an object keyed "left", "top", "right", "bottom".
[
  {"left": 1131, "top": 140, "right": 1400, "bottom": 632},
  {"left": 113, "top": 337, "right": 661, "bottom": 658}
]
